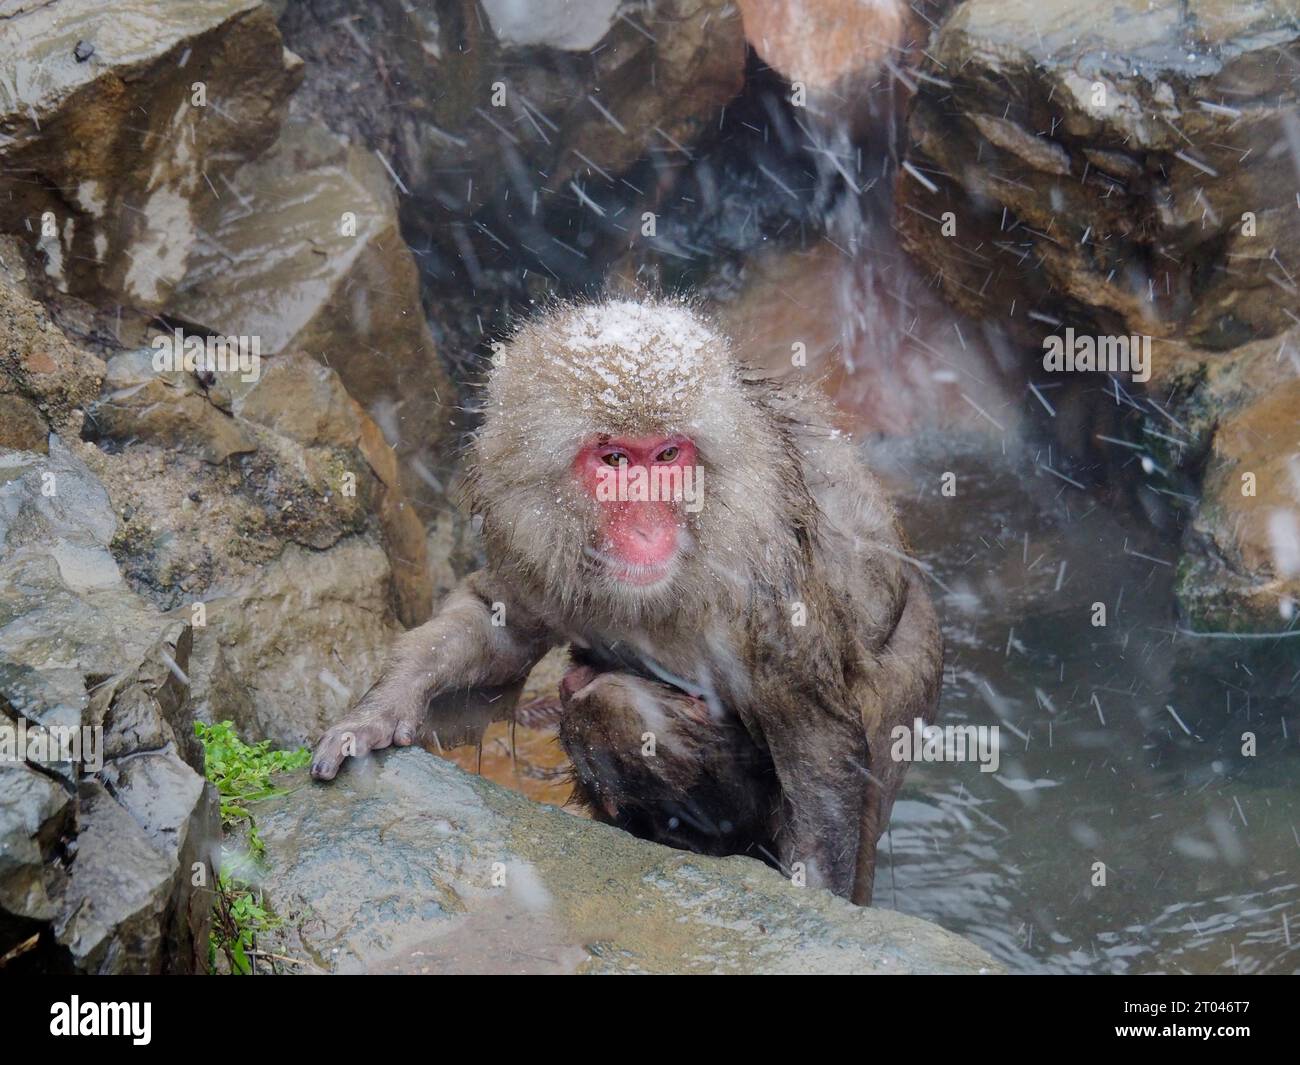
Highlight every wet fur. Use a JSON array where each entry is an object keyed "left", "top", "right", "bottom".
[{"left": 312, "top": 297, "right": 943, "bottom": 904}]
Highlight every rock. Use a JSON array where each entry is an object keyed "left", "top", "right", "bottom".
[
  {"left": 64, "top": 345, "right": 433, "bottom": 748},
  {"left": 1177, "top": 377, "right": 1300, "bottom": 629},
  {"left": 167, "top": 122, "right": 452, "bottom": 510},
  {"left": 0, "top": 762, "right": 71, "bottom": 927},
  {"left": 252, "top": 748, "right": 1000, "bottom": 974},
  {"left": 90, "top": 349, "right": 257, "bottom": 464},
  {"left": 891, "top": 0, "right": 1300, "bottom": 630},
  {"left": 76, "top": 393, "right": 412, "bottom": 747},
  {"left": 234, "top": 351, "right": 363, "bottom": 450},
  {"left": 0, "top": 438, "right": 219, "bottom": 973},
  {"left": 185, "top": 539, "right": 395, "bottom": 749},
  {"left": 896, "top": 0, "right": 1300, "bottom": 349},
  {"left": 233, "top": 351, "right": 433, "bottom": 626},
  {"left": 712, "top": 239, "right": 1024, "bottom": 436},
  {"left": 0, "top": 276, "right": 104, "bottom": 441},
  {"left": 737, "top": 0, "right": 916, "bottom": 91},
  {"left": 0, "top": 394, "right": 49, "bottom": 453},
  {"left": 1126, "top": 329, "right": 1300, "bottom": 629},
  {"left": 480, "top": 0, "right": 622, "bottom": 50},
  {"left": 0, "top": 0, "right": 301, "bottom": 309},
  {"left": 277, "top": 0, "right": 745, "bottom": 261},
  {"left": 358, "top": 413, "right": 434, "bottom": 628},
  {"left": 79, "top": 341, "right": 430, "bottom": 625},
  {"left": 1, "top": 296, "right": 425, "bottom": 749}
]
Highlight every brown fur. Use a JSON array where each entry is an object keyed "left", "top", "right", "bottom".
[{"left": 311, "top": 298, "right": 942, "bottom": 903}]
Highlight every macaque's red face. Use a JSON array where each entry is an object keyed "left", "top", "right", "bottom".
[{"left": 573, "top": 434, "right": 698, "bottom": 588}]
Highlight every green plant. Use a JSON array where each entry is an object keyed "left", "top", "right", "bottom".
[
  {"left": 209, "top": 871, "right": 278, "bottom": 975},
  {"left": 194, "top": 719, "right": 310, "bottom": 857},
  {"left": 195, "top": 720, "right": 310, "bottom": 974}
]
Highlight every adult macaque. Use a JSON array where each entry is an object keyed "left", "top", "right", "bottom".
[{"left": 312, "top": 299, "right": 942, "bottom": 904}]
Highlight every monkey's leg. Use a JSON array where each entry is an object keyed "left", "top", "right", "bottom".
[
  {"left": 311, "top": 571, "right": 552, "bottom": 780},
  {"left": 558, "top": 670, "right": 780, "bottom": 860},
  {"left": 763, "top": 712, "right": 874, "bottom": 900}
]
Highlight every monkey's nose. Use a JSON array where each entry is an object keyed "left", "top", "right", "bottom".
[{"left": 603, "top": 514, "right": 679, "bottom": 567}]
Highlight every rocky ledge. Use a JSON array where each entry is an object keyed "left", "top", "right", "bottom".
[{"left": 250, "top": 748, "right": 1000, "bottom": 975}]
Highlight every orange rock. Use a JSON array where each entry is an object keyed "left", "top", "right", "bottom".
[
  {"left": 714, "top": 241, "right": 1020, "bottom": 437},
  {"left": 737, "top": 0, "right": 913, "bottom": 90},
  {"left": 1201, "top": 379, "right": 1300, "bottom": 582}
]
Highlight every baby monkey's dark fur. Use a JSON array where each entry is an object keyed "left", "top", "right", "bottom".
[{"left": 312, "top": 299, "right": 942, "bottom": 904}]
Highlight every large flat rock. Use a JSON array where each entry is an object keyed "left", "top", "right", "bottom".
[
  {"left": 254, "top": 747, "right": 1000, "bottom": 975},
  {"left": 0, "top": 0, "right": 300, "bottom": 308}
]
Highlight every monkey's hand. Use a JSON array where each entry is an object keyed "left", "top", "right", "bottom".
[
  {"left": 310, "top": 570, "right": 553, "bottom": 781},
  {"left": 310, "top": 688, "right": 419, "bottom": 781}
]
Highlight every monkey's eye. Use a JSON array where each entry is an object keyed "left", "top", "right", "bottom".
[
  {"left": 601, "top": 451, "right": 629, "bottom": 467},
  {"left": 655, "top": 446, "right": 679, "bottom": 463}
]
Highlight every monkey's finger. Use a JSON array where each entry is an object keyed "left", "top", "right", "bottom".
[
  {"left": 310, "top": 725, "right": 373, "bottom": 780},
  {"left": 309, "top": 741, "right": 342, "bottom": 780},
  {"left": 310, "top": 734, "right": 349, "bottom": 780}
]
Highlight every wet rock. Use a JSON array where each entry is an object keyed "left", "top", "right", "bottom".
[
  {"left": 0, "top": 395, "right": 49, "bottom": 454},
  {"left": 78, "top": 341, "right": 429, "bottom": 626},
  {"left": 480, "top": 0, "right": 622, "bottom": 50},
  {"left": 1181, "top": 379, "right": 1300, "bottom": 627},
  {"left": 0, "top": 0, "right": 301, "bottom": 309},
  {"left": 0, "top": 439, "right": 219, "bottom": 973},
  {"left": 233, "top": 351, "right": 432, "bottom": 626},
  {"left": 67, "top": 346, "right": 430, "bottom": 746},
  {"left": 167, "top": 122, "right": 451, "bottom": 509},
  {"left": 1132, "top": 330, "right": 1300, "bottom": 629},
  {"left": 234, "top": 350, "right": 363, "bottom": 450},
  {"left": 0, "top": 276, "right": 104, "bottom": 444},
  {"left": 358, "top": 413, "right": 434, "bottom": 629},
  {"left": 712, "top": 238, "right": 1024, "bottom": 437},
  {"left": 252, "top": 748, "right": 1001, "bottom": 974},
  {"left": 1, "top": 295, "right": 420, "bottom": 749},
  {"left": 277, "top": 0, "right": 745, "bottom": 261},
  {"left": 1173, "top": 379, "right": 1300, "bottom": 629},
  {"left": 0, "top": 763, "right": 71, "bottom": 928},
  {"left": 76, "top": 410, "right": 407, "bottom": 748},
  {"left": 897, "top": 0, "right": 1300, "bottom": 349},
  {"left": 90, "top": 349, "right": 257, "bottom": 464},
  {"left": 185, "top": 538, "right": 395, "bottom": 749}
]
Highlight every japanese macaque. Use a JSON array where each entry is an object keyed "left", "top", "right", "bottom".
[{"left": 311, "top": 299, "right": 943, "bottom": 904}]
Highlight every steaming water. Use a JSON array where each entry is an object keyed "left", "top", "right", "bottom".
[{"left": 868, "top": 434, "right": 1300, "bottom": 974}]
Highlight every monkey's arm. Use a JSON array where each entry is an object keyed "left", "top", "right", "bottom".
[{"left": 311, "top": 570, "right": 554, "bottom": 780}]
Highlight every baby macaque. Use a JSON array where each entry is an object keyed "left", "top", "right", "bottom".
[{"left": 312, "top": 299, "right": 942, "bottom": 903}]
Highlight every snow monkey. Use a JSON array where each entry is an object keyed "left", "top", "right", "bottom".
[{"left": 311, "top": 299, "right": 943, "bottom": 904}]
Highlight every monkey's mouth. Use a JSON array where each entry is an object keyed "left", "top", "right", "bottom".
[{"left": 583, "top": 546, "right": 677, "bottom": 588}]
